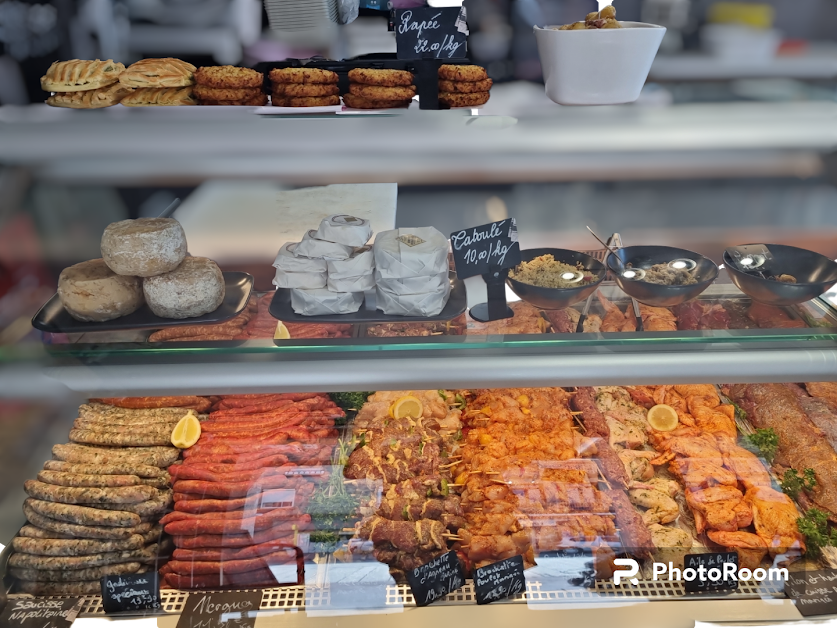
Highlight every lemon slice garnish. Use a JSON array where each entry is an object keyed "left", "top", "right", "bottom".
[
  {"left": 647, "top": 404, "right": 679, "bottom": 432},
  {"left": 391, "top": 395, "right": 423, "bottom": 420},
  {"left": 171, "top": 412, "right": 201, "bottom": 449},
  {"left": 274, "top": 322, "right": 291, "bottom": 340}
]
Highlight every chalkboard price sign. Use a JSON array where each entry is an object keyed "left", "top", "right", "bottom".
[
  {"left": 450, "top": 219, "right": 521, "bottom": 280},
  {"left": 395, "top": 8, "right": 468, "bottom": 60},
  {"left": 785, "top": 569, "right": 837, "bottom": 617},
  {"left": 683, "top": 552, "right": 739, "bottom": 593},
  {"left": 101, "top": 572, "right": 161, "bottom": 614},
  {"left": 474, "top": 555, "right": 526, "bottom": 605},
  {"left": 176, "top": 591, "right": 262, "bottom": 628},
  {"left": 406, "top": 550, "right": 465, "bottom": 607},
  {"left": 0, "top": 598, "right": 79, "bottom": 628}
]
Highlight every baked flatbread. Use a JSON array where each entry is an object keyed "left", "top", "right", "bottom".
[
  {"left": 41, "top": 59, "right": 125, "bottom": 93},
  {"left": 119, "top": 58, "right": 196, "bottom": 88},
  {"left": 47, "top": 83, "right": 134, "bottom": 109},
  {"left": 120, "top": 87, "right": 197, "bottom": 107}
]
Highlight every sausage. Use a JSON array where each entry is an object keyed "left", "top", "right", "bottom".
[
  {"left": 16, "top": 580, "right": 102, "bottom": 596},
  {"left": 69, "top": 428, "right": 172, "bottom": 448},
  {"left": 160, "top": 506, "right": 299, "bottom": 526},
  {"left": 94, "top": 490, "right": 172, "bottom": 517},
  {"left": 199, "top": 416, "right": 308, "bottom": 433},
  {"left": 167, "top": 549, "right": 297, "bottom": 575},
  {"left": 12, "top": 534, "right": 145, "bottom": 556},
  {"left": 164, "top": 568, "right": 278, "bottom": 589},
  {"left": 173, "top": 494, "right": 297, "bottom": 514},
  {"left": 37, "top": 470, "right": 142, "bottom": 488},
  {"left": 163, "top": 506, "right": 298, "bottom": 535},
  {"left": 43, "top": 460, "right": 167, "bottom": 478},
  {"left": 80, "top": 403, "right": 201, "bottom": 421},
  {"left": 148, "top": 316, "right": 250, "bottom": 342},
  {"left": 89, "top": 396, "right": 209, "bottom": 410},
  {"left": 171, "top": 455, "right": 289, "bottom": 475},
  {"left": 182, "top": 443, "right": 309, "bottom": 463},
  {"left": 10, "top": 562, "right": 142, "bottom": 582},
  {"left": 172, "top": 540, "right": 299, "bottom": 563},
  {"left": 141, "top": 525, "right": 163, "bottom": 545},
  {"left": 52, "top": 444, "right": 180, "bottom": 467},
  {"left": 9, "top": 544, "right": 157, "bottom": 570},
  {"left": 24, "top": 498, "right": 140, "bottom": 527},
  {"left": 22, "top": 503, "right": 144, "bottom": 540},
  {"left": 169, "top": 465, "right": 293, "bottom": 484},
  {"left": 171, "top": 516, "right": 310, "bottom": 548},
  {"left": 173, "top": 475, "right": 288, "bottom": 499},
  {"left": 18, "top": 525, "right": 73, "bottom": 540},
  {"left": 25, "top": 480, "right": 156, "bottom": 505},
  {"left": 73, "top": 418, "right": 180, "bottom": 432},
  {"left": 137, "top": 476, "right": 171, "bottom": 490},
  {"left": 572, "top": 387, "right": 609, "bottom": 438},
  {"left": 196, "top": 431, "right": 292, "bottom": 445}
]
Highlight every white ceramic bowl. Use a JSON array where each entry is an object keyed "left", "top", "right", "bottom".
[{"left": 534, "top": 22, "right": 666, "bottom": 106}]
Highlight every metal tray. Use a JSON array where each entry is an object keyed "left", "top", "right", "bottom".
[
  {"left": 269, "top": 274, "right": 467, "bottom": 324},
  {"left": 32, "top": 272, "right": 253, "bottom": 333}
]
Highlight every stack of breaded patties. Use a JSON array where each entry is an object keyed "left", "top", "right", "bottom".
[
  {"left": 269, "top": 68, "right": 340, "bottom": 107},
  {"left": 344, "top": 68, "right": 415, "bottom": 109},
  {"left": 118, "top": 58, "right": 198, "bottom": 106},
  {"left": 193, "top": 65, "right": 267, "bottom": 106},
  {"left": 41, "top": 59, "right": 132, "bottom": 109},
  {"left": 438, "top": 64, "right": 492, "bottom": 108}
]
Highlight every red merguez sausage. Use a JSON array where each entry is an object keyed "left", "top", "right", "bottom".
[
  {"left": 167, "top": 549, "right": 298, "bottom": 575},
  {"left": 199, "top": 416, "right": 309, "bottom": 434},
  {"left": 182, "top": 443, "right": 307, "bottom": 461},
  {"left": 172, "top": 517, "right": 310, "bottom": 548},
  {"left": 161, "top": 506, "right": 301, "bottom": 525},
  {"left": 210, "top": 397, "right": 334, "bottom": 417},
  {"left": 169, "top": 464, "right": 295, "bottom": 483},
  {"left": 197, "top": 431, "right": 293, "bottom": 445},
  {"left": 218, "top": 393, "right": 323, "bottom": 408},
  {"left": 173, "top": 475, "right": 289, "bottom": 499},
  {"left": 171, "top": 454, "right": 289, "bottom": 474},
  {"left": 164, "top": 568, "right": 287, "bottom": 589},
  {"left": 164, "top": 506, "right": 296, "bottom": 535},
  {"left": 173, "top": 540, "right": 300, "bottom": 562}
]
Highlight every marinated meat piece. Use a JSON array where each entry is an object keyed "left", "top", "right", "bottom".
[
  {"left": 721, "top": 301, "right": 758, "bottom": 330},
  {"left": 806, "top": 382, "right": 837, "bottom": 408},
  {"left": 795, "top": 395, "right": 837, "bottom": 454},
  {"left": 467, "top": 301, "right": 548, "bottom": 335},
  {"left": 673, "top": 301, "right": 703, "bottom": 331},
  {"left": 747, "top": 302, "right": 806, "bottom": 329},
  {"left": 700, "top": 303, "right": 730, "bottom": 330}
]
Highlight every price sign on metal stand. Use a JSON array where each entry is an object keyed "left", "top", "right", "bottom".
[
  {"left": 101, "top": 572, "right": 161, "bottom": 614},
  {"left": 176, "top": 591, "right": 262, "bottom": 628},
  {"left": 406, "top": 550, "right": 465, "bottom": 607},
  {"left": 683, "top": 552, "right": 739, "bottom": 594},
  {"left": 451, "top": 218, "right": 521, "bottom": 322},
  {"left": 785, "top": 570, "right": 837, "bottom": 617},
  {"left": 394, "top": 7, "right": 468, "bottom": 60},
  {"left": 474, "top": 555, "right": 526, "bottom": 605},
  {"left": 0, "top": 598, "right": 80, "bottom": 628}
]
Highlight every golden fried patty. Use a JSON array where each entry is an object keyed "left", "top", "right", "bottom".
[
  {"left": 269, "top": 67, "right": 339, "bottom": 85},
  {"left": 271, "top": 94, "right": 340, "bottom": 107},
  {"left": 438, "top": 91, "right": 490, "bottom": 108},
  {"left": 195, "top": 66, "right": 263, "bottom": 89},
  {"left": 342, "top": 93, "right": 411, "bottom": 110},
  {"left": 348, "top": 83, "right": 415, "bottom": 101},
  {"left": 438, "top": 64, "right": 488, "bottom": 82},
  {"left": 438, "top": 78, "right": 493, "bottom": 94},
  {"left": 348, "top": 68, "right": 413, "bottom": 87},
  {"left": 200, "top": 93, "right": 268, "bottom": 106},
  {"left": 272, "top": 83, "right": 340, "bottom": 97},
  {"left": 194, "top": 85, "right": 263, "bottom": 101}
]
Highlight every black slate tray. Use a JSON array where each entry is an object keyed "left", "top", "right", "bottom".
[
  {"left": 32, "top": 272, "right": 253, "bottom": 333},
  {"left": 269, "top": 274, "right": 466, "bottom": 323}
]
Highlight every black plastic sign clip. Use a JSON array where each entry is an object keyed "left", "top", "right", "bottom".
[
  {"left": 451, "top": 218, "right": 520, "bottom": 322},
  {"left": 785, "top": 569, "right": 837, "bottom": 617},
  {"left": 474, "top": 555, "right": 526, "bottom": 604},
  {"left": 683, "top": 552, "right": 739, "bottom": 593},
  {"left": 0, "top": 598, "right": 80, "bottom": 628},
  {"left": 101, "top": 572, "right": 161, "bottom": 614},
  {"left": 394, "top": 7, "right": 467, "bottom": 60},
  {"left": 176, "top": 591, "right": 262, "bottom": 628},
  {"left": 406, "top": 550, "right": 465, "bottom": 607}
]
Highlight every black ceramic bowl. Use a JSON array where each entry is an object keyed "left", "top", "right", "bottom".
[
  {"left": 606, "top": 245, "right": 719, "bottom": 307},
  {"left": 723, "top": 243, "right": 837, "bottom": 306},
  {"left": 506, "top": 248, "right": 606, "bottom": 310}
]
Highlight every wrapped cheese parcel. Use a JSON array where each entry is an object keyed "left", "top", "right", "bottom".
[
  {"left": 314, "top": 215, "right": 373, "bottom": 248},
  {"left": 375, "top": 271, "right": 448, "bottom": 296},
  {"left": 294, "top": 230, "right": 353, "bottom": 261},
  {"left": 373, "top": 228, "right": 449, "bottom": 279},
  {"left": 376, "top": 281, "right": 451, "bottom": 317},
  {"left": 328, "top": 273, "right": 375, "bottom": 293},
  {"left": 327, "top": 247, "right": 375, "bottom": 279},
  {"left": 273, "top": 242, "right": 328, "bottom": 272},
  {"left": 273, "top": 269, "right": 328, "bottom": 289},
  {"left": 291, "top": 288, "right": 363, "bottom": 316}
]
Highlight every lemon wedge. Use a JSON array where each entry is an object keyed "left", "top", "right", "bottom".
[
  {"left": 647, "top": 404, "right": 679, "bottom": 432},
  {"left": 274, "top": 322, "right": 291, "bottom": 340},
  {"left": 171, "top": 411, "right": 201, "bottom": 449},
  {"left": 391, "top": 395, "right": 423, "bottom": 420}
]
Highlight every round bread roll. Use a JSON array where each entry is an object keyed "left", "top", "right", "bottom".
[
  {"left": 143, "top": 257, "right": 225, "bottom": 319},
  {"left": 101, "top": 218, "right": 187, "bottom": 277},
  {"left": 58, "top": 259, "right": 144, "bottom": 322}
]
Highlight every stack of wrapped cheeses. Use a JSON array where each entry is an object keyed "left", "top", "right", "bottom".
[
  {"left": 273, "top": 215, "right": 375, "bottom": 315},
  {"left": 373, "top": 227, "right": 450, "bottom": 317}
]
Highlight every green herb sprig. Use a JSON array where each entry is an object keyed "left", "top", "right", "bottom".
[
  {"left": 781, "top": 468, "right": 818, "bottom": 500},
  {"left": 797, "top": 508, "right": 837, "bottom": 558},
  {"left": 744, "top": 428, "right": 779, "bottom": 464}
]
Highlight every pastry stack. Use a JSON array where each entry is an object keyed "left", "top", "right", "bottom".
[
  {"left": 193, "top": 66, "right": 267, "bottom": 106},
  {"left": 119, "top": 58, "right": 198, "bottom": 106},
  {"left": 41, "top": 59, "right": 132, "bottom": 109},
  {"left": 344, "top": 68, "right": 415, "bottom": 109},
  {"left": 438, "top": 64, "right": 492, "bottom": 108},
  {"left": 269, "top": 68, "right": 340, "bottom": 108}
]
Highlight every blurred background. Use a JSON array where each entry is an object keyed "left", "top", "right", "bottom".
[{"left": 2, "top": 0, "right": 837, "bottom": 541}]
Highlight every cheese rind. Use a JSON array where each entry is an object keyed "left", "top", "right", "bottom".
[
  {"left": 58, "top": 259, "right": 144, "bottom": 322},
  {"left": 143, "top": 257, "right": 225, "bottom": 319},
  {"left": 101, "top": 218, "right": 187, "bottom": 277}
]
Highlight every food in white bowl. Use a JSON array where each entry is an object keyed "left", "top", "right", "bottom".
[{"left": 534, "top": 5, "right": 665, "bottom": 106}]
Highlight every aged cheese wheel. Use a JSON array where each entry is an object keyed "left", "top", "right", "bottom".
[
  {"left": 101, "top": 218, "right": 187, "bottom": 277},
  {"left": 58, "top": 259, "right": 144, "bottom": 322},
  {"left": 143, "top": 257, "right": 225, "bottom": 319}
]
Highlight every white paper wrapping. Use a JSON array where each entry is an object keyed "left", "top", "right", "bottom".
[
  {"left": 273, "top": 268, "right": 328, "bottom": 289},
  {"left": 376, "top": 281, "right": 451, "bottom": 317},
  {"left": 291, "top": 288, "right": 363, "bottom": 316},
  {"left": 293, "top": 230, "right": 353, "bottom": 261},
  {"left": 373, "top": 227, "right": 449, "bottom": 279},
  {"left": 327, "top": 247, "right": 375, "bottom": 279},
  {"left": 314, "top": 215, "right": 373, "bottom": 247},
  {"left": 327, "top": 272, "right": 375, "bottom": 293},
  {"left": 273, "top": 242, "right": 328, "bottom": 272},
  {"left": 375, "top": 271, "right": 449, "bottom": 296}
]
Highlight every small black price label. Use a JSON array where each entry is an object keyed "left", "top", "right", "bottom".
[
  {"left": 176, "top": 591, "right": 262, "bottom": 628},
  {"left": 406, "top": 550, "right": 465, "bottom": 607},
  {"left": 0, "top": 598, "right": 79, "bottom": 628},
  {"left": 394, "top": 7, "right": 468, "bottom": 60},
  {"left": 683, "top": 552, "right": 739, "bottom": 593},
  {"left": 474, "top": 555, "right": 526, "bottom": 605},
  {"left": 785, "top": 569, "right": 837, "bottom": 617},
  {"left": 101, "top": 572, "right": 161, "bottom": 614},
  {"left": 450, "top": 219, "right": 521, "bottom": 280}
]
